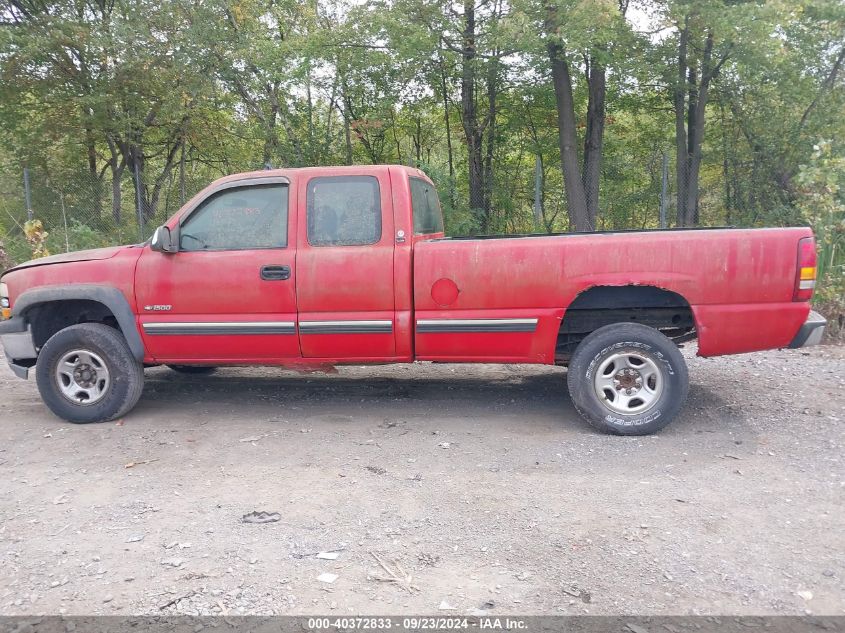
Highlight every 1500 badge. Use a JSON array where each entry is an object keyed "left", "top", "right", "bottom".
[{"left": 143, "top": 305, "right": 172, "bottom": 311}]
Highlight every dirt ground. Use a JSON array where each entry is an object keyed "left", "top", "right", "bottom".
[{"left": 0, "top": 344, "right": 843, "bottom": 617}]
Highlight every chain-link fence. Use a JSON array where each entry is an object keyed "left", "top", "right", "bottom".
[{"left": 0, "top": 164, "right": 211, "bottom": 267}]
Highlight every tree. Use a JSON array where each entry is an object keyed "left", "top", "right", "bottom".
[
  {"left": 670, "top": 8, "right": 731, "bottom": 227},
  {"left": 0, "top": 0, "right": 219, "bottom": 225},
  {"left": 541, "top": 0, "right": 630, "bottom": 231},
  {"left": 715, "top": 0, "right": 845, "bottom": 225}
]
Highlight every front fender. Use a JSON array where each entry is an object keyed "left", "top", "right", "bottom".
[{"left": 12, "top": 284, "right": 144, "bottom": 361}]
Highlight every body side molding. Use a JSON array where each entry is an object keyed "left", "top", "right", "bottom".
[
  {"left": 143, "top": 321, "right": 296, "bottom": 336},
  {"left": 416, "top": 318, "right": 538, "bottom": 333},
  {"left": 299, "top": 320, "right": 393, "bottom": 334}
]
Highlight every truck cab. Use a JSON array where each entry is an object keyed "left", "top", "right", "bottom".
[{"left": 136, "top": 165, "right": 436, "bottom": 365}]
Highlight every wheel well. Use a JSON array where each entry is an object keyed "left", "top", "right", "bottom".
[
  {"left": 556, "top": 285, "right": 696, "bottom": 364},
  {"left": 24, "top": 300, "right": 121, "bottom": 350}
]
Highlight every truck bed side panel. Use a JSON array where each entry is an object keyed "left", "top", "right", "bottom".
[{"left": 412, "top": 227, "right": 812, "bottom": 361}]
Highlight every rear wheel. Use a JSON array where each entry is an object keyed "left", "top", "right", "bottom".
[
  {"left": 36, "top": 323, "right": 144, "bottom": 424},
  {"left": 167, "top": 365, "right": 217, "bottom": 375},
  {"left": 567, "top": 323, "right": 689, "bottom": 435}
]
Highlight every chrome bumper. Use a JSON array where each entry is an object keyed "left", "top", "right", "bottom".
[
  {"left": 788, "top": 310, "right": 827, "bottom": 348},
  {"left": 0, "top": 317, "right": 37, "bottom": 379}
]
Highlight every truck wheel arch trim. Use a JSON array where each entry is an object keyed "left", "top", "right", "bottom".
[
  {"left": 565, "top": 284, "right": 695, "bottom": 311},
  {"left": 12, "top": 285, "right": 145, "bottom": 362}
]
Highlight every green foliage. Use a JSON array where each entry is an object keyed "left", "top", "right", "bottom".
[
  {"left": 796, "top": 141, "right": 845, "bottom": 326},
  {"left": 46, "top": 220, "right": 113, "bottom": 254},
  {"left": 0, "top": 0, "right": 842, "bottom": 313},
  {"left": 0, "top": 239, "right": 11, "bottom": 271}
]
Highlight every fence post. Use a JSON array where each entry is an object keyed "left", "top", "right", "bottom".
[
  {"left": 23, "top": 167, "right": 33, "bottom": 221},
  {"left": 134, "top": 159, "right": 144, "bottom": 242},
  {"left": 60, "top": 191, "right": 70, "bottom": 252},
  {"left": 659, "top": 152, "right": 669, "bottom": 229}
]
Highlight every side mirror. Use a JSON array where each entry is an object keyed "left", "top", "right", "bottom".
[{"left": 150, "top": 226, "right": 176, "bottom": 253}]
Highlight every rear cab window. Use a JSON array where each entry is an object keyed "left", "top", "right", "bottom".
[
  {"left": 307, "top": 176, "right": 382, "bottom": 246},
  {"left": 410, "top": 177, "right": 444, "bottom": 236}
]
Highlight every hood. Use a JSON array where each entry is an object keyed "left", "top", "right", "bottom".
[{"left": 3, "top": 245, "right": 130, "bottom": 274}]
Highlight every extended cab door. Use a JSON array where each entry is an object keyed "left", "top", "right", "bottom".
[
  {"left": 135, "top": 178, "right": 300, "bottom": 363},
  {"left": 295, "top": 169, "right": 396, "bottom": 359}
]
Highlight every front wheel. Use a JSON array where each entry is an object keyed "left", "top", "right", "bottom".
[
  {"left": 35, "top": 323, "right": 144, "bottom": 424},
  {"left": 567, "top": 323, "right": 689, "bottom": 435}
]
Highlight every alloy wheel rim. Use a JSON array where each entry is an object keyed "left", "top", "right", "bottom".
[
  {"left": 55, "top": 349, "right": 111, "bottom": 405},
  {"left": 593, "top": 351, "right": 662, "bottom": 415}
]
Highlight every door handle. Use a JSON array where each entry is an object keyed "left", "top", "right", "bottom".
[{"left": 260, "top": 265, "right": 291, "bottom": 281}]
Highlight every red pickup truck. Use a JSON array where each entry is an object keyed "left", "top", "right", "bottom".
[{"left": 0, "top": 165, "right": 826, "bottom": 434}]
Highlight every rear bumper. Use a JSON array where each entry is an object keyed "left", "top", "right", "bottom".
[
  {"left": 0, "top": 316, "right": 36, "bottom": 379},
  {"left": 788, "top": 310, "right": 827, "bottom": 348}
]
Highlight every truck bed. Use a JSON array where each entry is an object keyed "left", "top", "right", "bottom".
[{"left": 413, "top": 226, "right": 812, "bottom": 361}]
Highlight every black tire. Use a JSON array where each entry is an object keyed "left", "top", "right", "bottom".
[
  {"left": 167, "top": 365, "right": 217, "bottom": 375},
  {"left": 567, "top": 323, "right": 689, "bottom": 435},
  {"left": 35, "top": 323, "right": 144, "bottom": 424}
]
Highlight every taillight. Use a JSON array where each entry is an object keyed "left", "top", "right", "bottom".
[{"left": 793, "top": 237, "right": 817, "bottom": 301}]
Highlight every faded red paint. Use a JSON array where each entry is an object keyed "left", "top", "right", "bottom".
[
  {"left": 430, "top": 278, "right": 460, "bottom": 306},
  {"left": 1, "top": 165, "right": 815, "bottom": 366},
  {"left": 412, "top": 226, "right": 813, "bottom": 359}
]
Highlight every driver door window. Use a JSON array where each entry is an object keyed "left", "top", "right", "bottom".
[{"left": 180, "top": 184, "right": 288, "bottom": 251}]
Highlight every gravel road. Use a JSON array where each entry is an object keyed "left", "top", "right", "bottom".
[{"left": 0, "top": 344, "right": 842, "bottom": 616}]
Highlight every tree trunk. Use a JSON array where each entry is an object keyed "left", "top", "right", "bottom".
[
  {"left": 263, "top": 92, "right": 281, "bottom": 168},
  {"left": 414, "top": 116, "right": 422, "bottom": 164},
  {"left": 674, "top": 24, "right": 728, "bottom": 227},
  {"left": 128, "top": 146, "right": 148, "bottom": 227},
  {"left": 582, "top": 55, "right": 605, "bottom": 225},
  {"left": 683, "top": 59, "right": 701, "bottom": 226},
  {"left": 389, "top": 109, "right": 403, "bottom": 163},
  {"left": 533, "top": 154, "right": 545, "bottom": 231},
  {"left": 85, "top": 126, "right": 103, "bottom": 218},
  {"left": 482, "top": 55, "right": 498, "bottom": 221},
  {"left": 261, "top": 112, "right": 278, "bottom": 169},
  {"left": 106, "top": 138, "right": 123, "bottom": 224},
  {"left": 674, "top": 19, "right": 689, "bottom": 227},
  {"left": 343, "top": 109, "right": 353, "bottom": 165},
  {"left": 305, "top": 61, "right": 316, "bottom": 164},
  {"left": 546, "top": 35, "right": 590, "bottom": 231},
  {"left": 460, "top": 0, "right": 485, "bottom": 221},
  {"left": 111, "top": 164, "right": 123, "bottom": 225},
  {"left": 125, "top": 137, "right": 184, "bottom": 224},
  {"left": 438, "top": 51, "right": 456, "bottom": 210}
]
